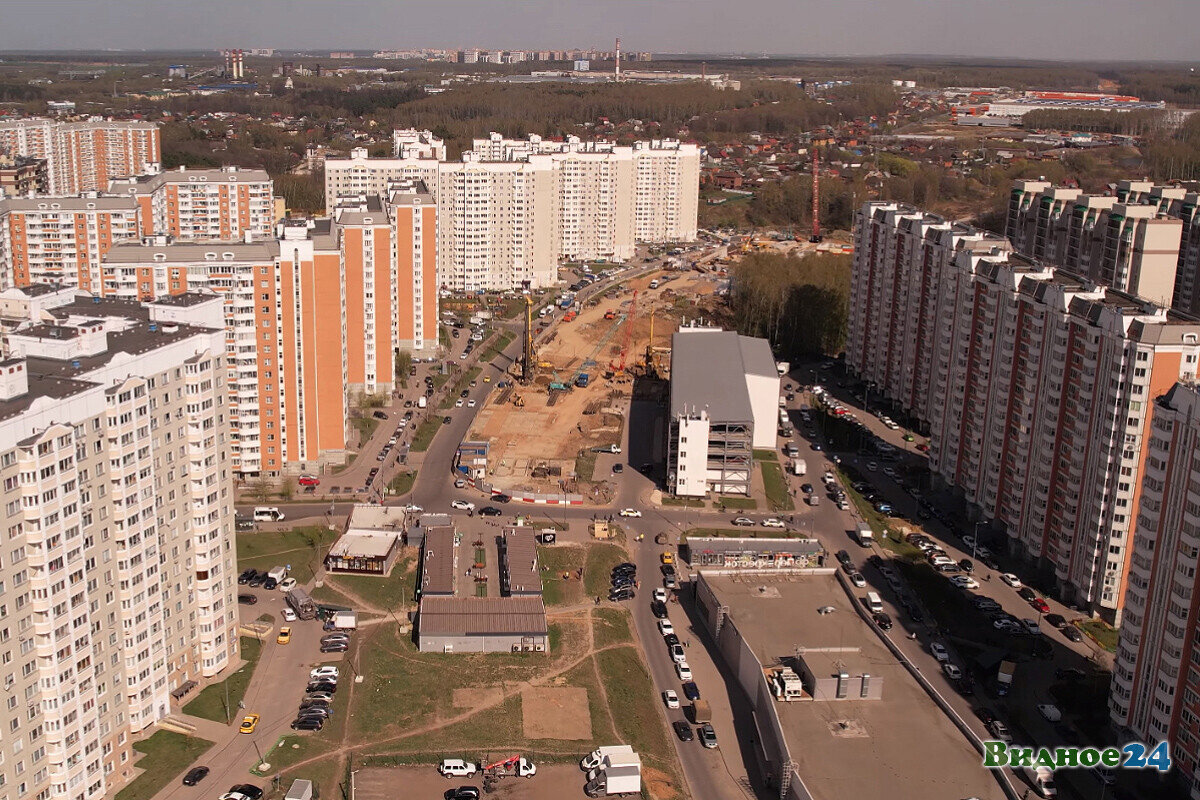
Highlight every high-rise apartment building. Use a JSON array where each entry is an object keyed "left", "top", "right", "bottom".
[
  {"left": 1109, "top": 382, "right": 1200, "bottom": 792},
  {"left": 1007, "top": 179, "right": 1199, "bottom": 313},
  {"left": 0, "top": 118, "right": 161, "bottom": 195},
  {"left": 0, "top": 153, "right": 49, "bottom": 197},
  {"left": 108, "top": 166, "right": 275, "bottom": 241},
  {"left": 0, "top": 286, "right": 237, "bottom": 800},
  {"left": 98, "top": 182, "right": 437, "bottom": 476},
  {"left": 325, "top": 131, "right": 699, "bottom": 290},
  {"left": 850, "top": 201, "right": 1200, "bottom": 622}
]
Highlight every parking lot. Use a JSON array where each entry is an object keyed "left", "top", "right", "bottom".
[{"left": 352, "top": 764, "right": 591, "bottom": 800}]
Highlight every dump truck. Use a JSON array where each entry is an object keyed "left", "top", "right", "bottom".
[
  {"left": 997, "top": 660, "right": 1016, "bottom": 696},
  {"left": 688, "top": 699, "right": 712, "bottom": 722},
  {"left": 286, "top": 587, "right": 317, "bottom": 620},
  {"left": 853, "top": 523, "right": 874, "bottom": 548},
  {"left": 585, "top": 751, "right": 641, "bottom": 798}
]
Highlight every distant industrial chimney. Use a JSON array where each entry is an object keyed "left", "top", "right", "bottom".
[{"left": 615, "top": 37, "right": 621, "bottom": 82}]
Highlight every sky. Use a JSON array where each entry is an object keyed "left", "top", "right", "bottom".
[{"left": 0, "top": 0, "right": 1197, "bottom": 62}]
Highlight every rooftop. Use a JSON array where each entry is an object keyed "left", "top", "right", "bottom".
[
  {"left": 418, "top": 595, "right": 549, "bottom": 637},
  {"left": 419, "top": 525, "right": 457, "bottom": 597},
  {"left": 701, "top": 574, "right": 1005, "bottom": 800},
  {"left": 328, "top": 530, "right": 402, "bottom": 560},
  {"left": 103, "top": 239, "right": 279, "bottom": 264},
  {"left": 670, "top": 328, "right": 770, "bottom": 422},
  {"left": 500, "top": 528, "right": 540, "bottom": 596}
]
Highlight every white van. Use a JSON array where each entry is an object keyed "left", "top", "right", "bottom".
[
  {"left": 866, "top": 592, "right": 883, "bottom": 613},
  {"left": 417, "top": 396, "right": 427, "bottom": 409},
  {"left": 254, "top": 507, "right": 284, "bottom": 522}
]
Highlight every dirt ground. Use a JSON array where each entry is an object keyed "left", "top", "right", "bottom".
[
  {"left": 353, "top": 764, "right": 594, "bottom": 800},
  {"left": 521, "top": 687, "right": 592, "bottom": 740},
  {"left": 467, "top": 269, "right": 721, "bottom": 494},
  {"left": 454, "top": 687, "right": 506, "bottom": 708}
]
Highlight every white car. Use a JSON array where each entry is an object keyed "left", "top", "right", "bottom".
[
  {"left": 929, "top": 643, "right": 950, "bottom": 662},
  {"left": 454, "top": 399, "right": 464, "bottom": 408},
  {"left": 310, "top": 666, "right": 340, "bottom": 681},
  {"left": 961, "top": 535, "right": 977, "bottom": 550},
  {"left": 663, "top": 689, "right": 679, "bottom": 709},
  {"left": 999, "top": 573, "right": 1022, "bottom": 588},
  {"left": 1037, "top": 704, "right": 1062, "bottom": 723},
  {"left": 451, "top": 500, "right": 475, "bottom": 511},
  {"left": 278, "top": 577, "right": 298, "bottom": 592},
  {"left": 760, "top": 518, "right": 786, "bottom": 529},
  {"left": 950, "top": 575, "right": 979, "bottom": 590},
  {"left": 850, "top": 572, "right": 867, "bottom": 588},
  {"left": 658, "top": 619, "right": 675, "bottom": 637},
  {"left": 437, "top": 759, "right": 478, "bottom": 778},
  {"left": 619, "top": 508, "right": 642, "bottom": 518},
  {"left": 675, "top": 661, "right": 692, "bottom": 681},
  {"left": 467, "top": 399, "right": 476, "bottom": 408},
  {"left": 942, "top": 663, "right": 962, "bottom": 680},
  {"left": 282, "top": 607, "right": 298, "bottom": 622},
  {"left": 652, "top": 588, "right": 667, "bottom": 603},
  {"left": 404, "top": 504, "right": 424, "bottom": 513}
]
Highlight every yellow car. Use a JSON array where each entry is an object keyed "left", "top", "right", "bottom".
[
  {"left": 276, "top": 626, "right": 292, "bottom": 645},
  {"left": 660, "top": 551, "right": 674, "bottom": 565},
  {"left": 483, "top": 375, "right": 491, "bottom": 383},
  {"left": 239, "top": 714, "right": 260, "bottom": 735}
]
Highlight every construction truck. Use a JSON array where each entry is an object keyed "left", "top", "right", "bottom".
[
  {"left": 485, "top": 755, "right": 536, "bottom": 779},
  {"left": 286, "top": 588, "right": 317, "bottom": 620}
]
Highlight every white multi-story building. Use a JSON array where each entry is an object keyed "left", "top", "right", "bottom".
[
  {"left": 1110, "top": 381, "right": 1200, "bottom": 793},
  {"left": 849, "top": 200, "right": 1200, "bottom": 622},
  {"left": 392, "top": 129, "right": 446, "bottom": 160},
  {"left": 324, "top": 131, "right": 700, "bottom": 290},
  {"left": 0, "top": 288, "right": 237, "bottom": 800},
  {"left": 0, "top": 118, "right": 161, "bottom": 195}
]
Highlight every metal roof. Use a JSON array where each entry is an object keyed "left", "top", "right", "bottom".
[
  {"left": 418, "top": 596, "right": 548, "bottom": 637},
  {"left": 669, "top": 328, "right": 770, "bottom": 422},
  {"left": 420, "top": 525, "right": 457, "bottom": 596}
]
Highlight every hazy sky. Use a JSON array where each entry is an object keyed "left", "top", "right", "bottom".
[{"left": 1, "top": 0, "right": 1197, "bottom": 61}]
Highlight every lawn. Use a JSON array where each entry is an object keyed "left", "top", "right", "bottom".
[
  {"left": 753, "top": 448, "right": 779, "bottom": 461},
  {"left": 183, "top": 636, "right": 263, "bottom": 723},
  {"left": 682, "top": 527, "right": 766, "bottom": 540},
  {"left": 481, "top": 330, "right": 516, "bottom": 362},
  {"left": 760, "top": 460, "right": 795, "bottom": 512},
  {"left": 323, "top": 553, "right": 418, "bottom": 613},
  {"left": 660, "top": 496, "right": 705, "bottom": 508},
  {"left": 583, "top": 543, "right": 629, "bottom": 597},
  {"left": 115, "top": 731, "right": 214, "bottom": 800},
  {"left": 597, "top": 648, "right": 676, "bottom": 773},
  {"left": 538, "top": 545, "right": 586, "bottom": 606},
  {"left": 574, "top": 449, "right": 598, "bottom": 482},
  {"left": 388, "top": 471, "right": 416, "bottom": 496},
  {"left": 350, "top": 414, "right": 381, "bottom": 446},
  {"left": 715, "top": 496, "right": 757, "bottom": 510},
  {"left": 410, "top": 417, "right": 442, "bottom": 452},
  {"left": 237, "top": 526, "right": 339, "bottom": 586},
  {"left": 1078, "top": 619, "right": 1119, "bottom": 652},
  {"left": 592, "top": 607, "right": 633, "bottom": 649}
]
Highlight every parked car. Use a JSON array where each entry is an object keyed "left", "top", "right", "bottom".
[
  {"left": 478, "top": 506, "right": 502, "bottom": 517},
  {"left": 731, "top": 517, "right": 755, "bottom": 527},
  {"left": 619, "top": 508, "right": 642, "bottom": 517},
  {"left": 850, "top": 572, "right": 866, "bottom": 588},
  {"left": 987, "top": 719, "right": 1013, "bottom": 743},
  {"left": 451, "top": 500, "right": 475, "bottom": 511},
  {"left": 673, "top": 720, "right": 694, "bottom": 742},
  {"left": 291, "top": 717, "right": 324, "bottom": 731},
  {"left": 310, "top": 666, "right": 340, "bottom": 681},
  {"left": 698, "top": 723, "right": 718, "bottom": 749},
  {"left": 444, "top": 788, "right": 481, "bottom": 800},
  {"left": 238, "top": 569, "right": 258, "bottom": 584},
  {"left": 682, "top": 681, "right": 701, "bottom": 701},
  {"left": 237, "top": 594, "right": 258, "bottom": 605},
  {"left": 663, "top": 690, "right": 679, "bottom": 709},
  {"left": 298, "top": 475, "right": 320, "bottom": 487},
  {"left": 1062, "top": 626, "right": 1084, "bottom": 643},
  {"left": 929, "top": 643, "right": 950, "bottom": 662},
  {"left": 276, "top": 627, "right": 292, "bottom": 645},
  {"left": 872, "top": 612, "right": 892, "bottom": 630},
  {"left": 183, "top": 767, "right": 210, "bottom": 786}
]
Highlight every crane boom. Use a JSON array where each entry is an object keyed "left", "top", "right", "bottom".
[
  {"left": 615, "top": 289, "right": 637, "bottom": 372},
  {"left": 810, "top": 146, "right": 822, "bottom": 243}
]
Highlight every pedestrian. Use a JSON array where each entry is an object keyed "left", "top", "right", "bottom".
[
  {"left": 985, "top": 573, "right": 991, "bottom": 581},
  {"left": 686, "top": 639, "right": 691, "bottom": 648}
]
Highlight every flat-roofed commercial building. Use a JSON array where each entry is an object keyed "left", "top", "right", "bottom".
[
  {"left": 417, "top": 596, "right": 549, "bottom": 653},
  {"left": 666, "top": 327, "right": 780, "bottom": 497}
]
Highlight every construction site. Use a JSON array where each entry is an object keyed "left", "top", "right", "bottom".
[{"left": 465, "top": 267, "right": 722, "bottom": 500}]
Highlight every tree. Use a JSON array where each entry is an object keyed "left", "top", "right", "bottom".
[
  {"left": 251, "top": 477, "right": 275, "bottom": 504},
  {"left": 394, "top": 349, "right": 413, "bottom": 387},
  {"left": 728, "top": 251, "right": 852, "bottom": 358}
]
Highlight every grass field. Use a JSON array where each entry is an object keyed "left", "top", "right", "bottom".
[
  {"left": 439, "top": 367, "right": 482, "bottom": 410},
  {"left": 538, "top": 545, "right": 586, "bottom": 606},
  {"left": 753, "top": 448, "right": 779, "bottom": 461},
  {"left": 660, "top": 496, "right": 705, "bottom": 508},
  {"left": 115, "top": 731, "right": 214, "bottom": 800},
  {"left": 716, "top": 496, "right": 757, "bottom": 510},
  {"left": 682, "top": 527, "right": 763, "bottom": 539},
  {"left": 236, "top": 526, "right": 339, "bottom": 586},
  {"left": 410, "top": 417, "right": 442, "bottom": 452},
  {"left": 481, "top": 330, "right": 516, "bottom": 362},
  {"left": 760, "top": 461, "right": 795, "bottom": 512},
  {"left": 388, "top": 471, "right": 416, "bottom": 496},
  {"left": 597, "top": 648, "right": 675, "bottom": 772},
  {"left": 183, "top": 636, "right": 263, "bottom": 723},
  {"left": 583, "top": 543, "right": 628, "bottom": 597},
  {"left": 574, "top": 449, "right": 598, "bottom": 482},
  {"left": 592, "top": 607, "right": 633, "bottom": 649},
  {"left": 1078, "top": 619, "right": 1119, "bottom": 652}
]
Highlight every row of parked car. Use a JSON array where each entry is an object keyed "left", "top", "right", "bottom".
[
  {"left": 609, "top": 561, "right": 636, "bottom": 602},
  {"left": 293, "top": 664, "right": 344, "bottom": 731}
]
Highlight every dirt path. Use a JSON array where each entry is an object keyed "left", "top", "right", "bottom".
[{"left": 587, "top": 610, "right": 621, "bottom": 741}]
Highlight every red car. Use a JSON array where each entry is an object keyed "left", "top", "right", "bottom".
[
  {"left": 1031, "top": 598, "right": 1050, "bottom": 613},
  {"left": 915, "top": 443, "right": 929, "bottom": 452},
  {"left": 298, "top": 475, "right": 320, "bottom": 487}
]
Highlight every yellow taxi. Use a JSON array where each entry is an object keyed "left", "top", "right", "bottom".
[
  {"left": 276, "top": 626, "right": 292, "bottom": 645},
  {"left": 483, "top": 375, "right": 491, "bottom": 382},
  {"left": 660, "top": 551, "right": 674, "bottom": 565},
  {"left": 239, "top": 714, "right": 260, "bottom": 734}
]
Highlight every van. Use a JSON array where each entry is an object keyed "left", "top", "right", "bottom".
[
  {"left": 648, "top": 279, "right": 659, "bottom": 289},
  {"left": 268, "top": 566, "right": 288, "bottom": 584},
  {"left": 254, "top": 507, "right": 284, "bottom": 522},
  {"left": 866, "top": 592, "right": 883, "bottom": 613},
  {"left": 417, "top": 395, "right": 427, "bottom": 409}
]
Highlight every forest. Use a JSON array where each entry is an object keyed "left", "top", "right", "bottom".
[{"left": 725, "top": 251, "right": 852, "bottom": 359}]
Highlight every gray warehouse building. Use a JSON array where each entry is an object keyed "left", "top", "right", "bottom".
[
  {"left": 417, "top": 596, "right": 549, "bottom": 653},
  {"left": 667, "top": 327, "right": 780, "bottom": 497}
]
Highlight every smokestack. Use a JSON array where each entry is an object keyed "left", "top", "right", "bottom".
[
  {"left": 224, "top": 50, "right": 231, "bottom": 77},
  {"left": 236, "top": 50, "right": 244, "bottom": 79},
  {"left": 615, "top": 37, "right": 620, "bottom": 82}
]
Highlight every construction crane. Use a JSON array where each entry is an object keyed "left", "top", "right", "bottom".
[
  {"left": 521, "top": 295, "right": 535, "bottom": 383},
  {"left": 611, "top": 289, "right": 638, "bottom": 373},
  {"left": 809, "top": 145, "right": 823, "bottom": 244}
]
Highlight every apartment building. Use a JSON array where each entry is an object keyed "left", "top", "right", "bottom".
[
  {"left": 0, "top": 287, "right": 237, "bottom": 800},
  {"left": 392, "top": 128, "right": 446, "bottom": 160},
  {"left": 0, "top": 118, "right": 161, "bottom": 195},
  {"left": 1110, "top": 382, "right": 1200, "bottom": 793},
  {"left": 0, "top": 195, "right": 144, "bottom": 292},
  {"left": 1007, "top": 179, "right": 1192, "bottom": 311},
  {"left": 324, "top": 131, "right": 700, "bottom": 289},
  {"left": 0, "top": 153, "right": 49, "bottom": 197},
  {"left": 666, "top": 327, "right": 779, "bottom": 497},
  {"left": 108, "top": 166, "right": 275, "bottom": 241},
  {"left": 850, "top": 201, "right": 1200, "bottom": 622},
  {"left": 97, "top": 184, "right": 437, "bottom": 476}
]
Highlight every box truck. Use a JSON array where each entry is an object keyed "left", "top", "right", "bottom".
[
  {"left": 584, "top": 751, "right": 641, "bottom": 798},
  {"left": 854, "top": 523, "right": 874, "bottom": 547}
]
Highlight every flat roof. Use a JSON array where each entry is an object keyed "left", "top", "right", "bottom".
[
  {"left": 702, "top": 574, "right": 1005, "bottom": 800},
  {"left": 500, "top": 528, "right": 540, "bottom": 595},
  {"left": 418, "top": 596, "right": 548, "bottom": 637},
  {"left": 103, "top": 239, "right": 279, "bottom": 264},
  {"left": 420, "top": 525, "right": 457, "bottom": 596},
  {"left": 686, "top": 537, "right": 823, "bottom": 556},
  {"left": 345, "top": 504, "right": 408, "bottom": 531},
  {"left": 328, "top": 530, "right": 400, "bottom": 560},
  {"left": 669, "top": 328, "right": 759, "bottom": 422}
]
